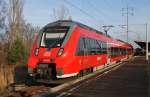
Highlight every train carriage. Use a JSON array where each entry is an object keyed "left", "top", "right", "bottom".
[{"left": 27, "top": 20, "right": 133, "bottom": 80}]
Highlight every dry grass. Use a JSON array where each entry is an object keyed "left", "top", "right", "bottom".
[{"left": 0, "top": 64, "right": 14, "bottom": 92}]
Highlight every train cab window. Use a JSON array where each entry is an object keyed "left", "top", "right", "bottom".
[
  {"left": 76, "top": 38, "right": 85, "bottom": 56},
  {"left": 40, "top": 26, "right": 69, "bottom": 48}
]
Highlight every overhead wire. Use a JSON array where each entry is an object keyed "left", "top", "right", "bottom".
[
  {"left": 85, "top": 0, "right": 107, "bottom": 18},
  {"left": 63, "top": 0, "right": 104, "bottom": 24},
  {"left": 86, "top": 0, "right": 121, "bottom": 26}
]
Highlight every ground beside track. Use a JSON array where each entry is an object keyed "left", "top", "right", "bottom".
[{"left": 45, "top": 56, "right": 148, "bottom": 97}]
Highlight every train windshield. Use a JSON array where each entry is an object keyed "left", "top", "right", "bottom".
[{"left": 40, "top": 26, "right": 69, "bottom": 47}]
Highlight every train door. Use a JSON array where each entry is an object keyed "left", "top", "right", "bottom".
[
  {"left": 126, "top": 48, "right": 129, "bottom": 59},
  {"left": 77, "top": 37, "right": 88, "bottom": 70},
  {"left": 82, "top": 38, "right": 89, "bottom": 69},
  {"left": 106, "top": 43, "right": 111, "bottom": 66}
]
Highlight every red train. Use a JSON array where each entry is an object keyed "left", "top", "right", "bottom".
[{"left": 27, "top": 20, "right": 133, "bottom": 80}]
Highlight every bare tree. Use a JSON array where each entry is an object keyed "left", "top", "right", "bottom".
[
  {"left": 52, "top": 5, "right": 70, "bottom": 21},
  {"left": 0, "top": 0, "right": 7, "bottom": 30},
  {"left": 22, "top": 23, "right": 40, "bottom": 56},
  {"left": 8, "top": 0, "right": 24, "bottom": 44},
  {"left": 0, "top": 0, "right": 7, "bottom": 64},
  {"left": 22, "top": 23, "right": 40, "bottom": 43}
]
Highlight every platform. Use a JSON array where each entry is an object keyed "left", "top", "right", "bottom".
[{"left": 52, "top": 56, "right": 148, "bottom": 97}]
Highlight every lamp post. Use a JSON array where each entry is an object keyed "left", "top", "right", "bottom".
[{"left": 146, "top": 23, "right": 149, "bottom": 61}]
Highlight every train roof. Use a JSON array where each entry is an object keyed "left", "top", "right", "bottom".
[
  {"left": 44, "top": 20, "right": 132, "bottom": 48},
  {"left": 44, "top": 20, "right": 112, "bottom": 38},
  {"left": 117, "top": 39, "right": 132, "bottom": 46}
]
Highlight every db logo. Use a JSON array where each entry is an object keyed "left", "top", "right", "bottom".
[
  {"left": 97, "top": 57, "right": 102, "bottom": 61},
  {"left": 44, "top": 51, "right": 51, "bottom": 56}
]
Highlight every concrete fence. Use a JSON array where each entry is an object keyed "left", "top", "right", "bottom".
[
  {"left": 0, "top": 64, "right": 28, "bottom": 92},
  {"left": 0, "top": 64, "right": 14, "bottom": 92}
]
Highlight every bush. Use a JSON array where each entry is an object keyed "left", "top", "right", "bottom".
[{"left": 7, "top": 37, "right": 27, "bottom": 65}]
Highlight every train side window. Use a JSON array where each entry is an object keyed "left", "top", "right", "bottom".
[
  {"left": 122, "top": 48, "right": 124, "bottom": 55},
  {"left": 119, "top": 48, "right": 121, "bottom": 55},
  {"left": 88, "top": 39, "right": 92, "bottom": 55},
  {"left": 85, "top": 38, "right": 90, "bottom": 55},
  {"left": 95, "top": 40, "right": 100, "bottom": 54},
  {"left": 118, "top": 48, "right": 120, "bottom": 56},
  {"left": 84, "top": 38, "right": 96, "bottom": 55},
  {"left": 93, "top": 39, "right": 99, "bottom": 54},
  {"left": 127, "top": 49, "right": 129, "bottom": 54},
  {"left": 101, "top": 42, "right": 107, "bottom": 54},
  {"left": 90, "top": 39, "right": 97, "bottom": 55},
  {"left": 97, "top": 40, "right": 102, "bottom": 54},
  {"left": 115, "top": 48, "right": 117, "bottom": 56},
  {"left": 110, "top": 47, "right": 113, "bottom": 57},
  {"left": 76, "top": 38, "right": 85, "bottom": 56},
  {"left": 111, "top": 47, "right": 115, "bottom": 57},
  {"left": 123, "top": 48, "right": 125, "bottom": 55},
  {"left": 114, "top": 48, "right": 117, "bottom": 57},
  {"left": 122, "top": 48, "right": 123, "bottom": 55}
]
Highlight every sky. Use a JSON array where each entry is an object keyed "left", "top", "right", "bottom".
[{"left": 23, "top": 0, "right": 150, "bottom": 47}]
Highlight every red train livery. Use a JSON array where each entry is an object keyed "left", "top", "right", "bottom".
[{"left": 27, "top": 20, "right": 133, "bottom": 79}]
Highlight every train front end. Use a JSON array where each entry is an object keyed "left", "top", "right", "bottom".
[{"left": 27, "top": 21, "right": 75, "bottom": 80}]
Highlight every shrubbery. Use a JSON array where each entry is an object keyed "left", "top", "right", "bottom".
[{"left": 7, "top": 36, "right": 27, "bottom": 65}]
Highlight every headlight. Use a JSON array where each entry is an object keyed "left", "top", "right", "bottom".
[
  {"left": 37, "top": 69, "right": 41, "bottom": 73},
  {"left": 34, "top": 48, "right": 39, "bottom": 56},
  {"left": 57, "top": 48, "right": 64, "bottom": 56},
  {"left": 29, "top": 73, "right": 34, "bottom": 76}
]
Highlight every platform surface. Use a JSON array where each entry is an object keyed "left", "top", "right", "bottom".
[{"left": 51, "top": 56, "right": 148, "bottom": 97}]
